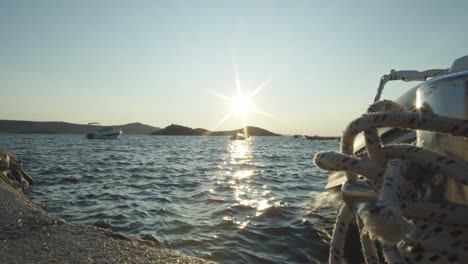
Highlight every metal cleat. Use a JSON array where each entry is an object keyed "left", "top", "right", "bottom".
[{"left": 341, "top": 179, "right": 378, "bottom": 205}]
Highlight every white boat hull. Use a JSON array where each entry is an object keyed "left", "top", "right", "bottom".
[{"left": 86, "top": 130, "right": 122, "bottom": 139}]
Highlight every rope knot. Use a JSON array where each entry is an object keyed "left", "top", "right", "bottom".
[
  {"left": 357, "top": 200, "right": 414, "bottom": 244},
  {"left": 357, "top": 159, "right": 414, "bottom": 244}
]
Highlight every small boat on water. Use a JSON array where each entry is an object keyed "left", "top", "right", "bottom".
[
  {"left": 85, "top": 123, "right": 122, "bottom": 139},
  {"left": 314, "top": 55, "right": 468, "bottom": 263},
  {"left": 230, "top": 132, "right": 248, "bottom": 140}
]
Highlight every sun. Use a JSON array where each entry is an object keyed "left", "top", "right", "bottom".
[
  {"left": 208, "top": 64, "right": 274, "bottom": 133},
  {"left": 232, "top": 95, "right": 251, "bottom": 117}
]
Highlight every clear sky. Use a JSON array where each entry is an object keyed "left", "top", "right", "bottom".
[{"left": 1, "top": 0, "right": 468, "bottom": 135}]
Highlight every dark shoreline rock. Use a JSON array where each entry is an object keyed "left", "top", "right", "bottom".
[
  {"left": 0, "top": 149, "right": 214, "bottom": 264},
  {"left": 0, "top": 120, "right": 160, "bottom": 135},
  {"left": 304, "top": 135, "right": 340, "bottom": 141},
  {"left": 151, "top": 124, "right": 280, "bottom": 136}
]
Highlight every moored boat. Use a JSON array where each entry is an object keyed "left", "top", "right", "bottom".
[
  {"left": 85, "top": 123, "right": 122, "bottom": 139},
  {"left": 314, "top": 55, "right": 468, "bottom": 263},
  {"left": 230, "top": 132, "right": 248, "bottom": 140}
]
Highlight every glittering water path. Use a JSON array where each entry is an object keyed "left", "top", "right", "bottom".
[{"left": 1, "top": 135, "right": 339, "bottom": 263}]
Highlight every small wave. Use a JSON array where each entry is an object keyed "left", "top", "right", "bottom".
[
  {"left": 256, "top": 206, "right": 289, "bottom": 219},
  {"left": 40, "top": 165, "right": 70, "bottom": 175},
  {"left": 206, "top": 198, "right": 226, "bottom": 203},
  {"left": 160, "top": 220, "right": 195, "bottom": 235},
  {"left": 130, "top": 209, "right": 150, "bottom": 218},
  {"left": 100, "top": 192, "right": 131, "bottom": 201},
  {"left": 188, "top": 190, "right": 211, "bottom": 199},
  {"left": 111, "top": 213, "right": 130, "bottom": 221},
  {"left": 230, "top": 203, "right": 254, "bottom": 210},
  {"left": 75, "top": 200, "right": 98, "bottom": 207},
  {"left": 140, "top": 233, "right": 162, "bottom": 247},
  {"left": 93, "top": 219, "right": 112, "bottom": 229},
  {"left": 78, "top": 193, "right": 99, "bottom": 200},
  {"left": 142, "top": 196, "right": 172, "bottom": 203},
  {"left": 112, "top": 221, "right": 145, "bottom": 234},
  {"left": 147, "top": 207, "right": 178, "bottom": 217},
  {"left": 127, "top": 182, "right": 156, "bottom": 189},
  {"left": 56, "top": 176, "right": 80, "bottom": 184},
  {"left": 311, "top": 191, "right": 342, "bottom": 211}
]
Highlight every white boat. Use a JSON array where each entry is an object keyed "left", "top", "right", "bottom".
[
  {"left": 314, "top": 55, "right": 468, "bottom": 263},
  {"left": 86, "top": 123, "right": 122, "bottom": 139},
  {"left": 230, "top": 132, "right": 248, "bottom": 140}
]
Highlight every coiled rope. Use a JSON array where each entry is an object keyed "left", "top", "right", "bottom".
[{"left": 314, "top": 100, "right": 468, "bottom": 263}]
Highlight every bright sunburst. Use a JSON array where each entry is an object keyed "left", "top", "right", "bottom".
[
  {"left": 209, "top": 64, "right": 273, "bottom": 135},
  {"left": 232, "top": 95, "right": 251, "bottom": 116}
]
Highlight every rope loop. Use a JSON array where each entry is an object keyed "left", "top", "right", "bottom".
[{"left": 313, "top": 99, "right": 468, "bottom": 263}]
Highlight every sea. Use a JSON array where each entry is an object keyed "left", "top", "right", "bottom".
[{"left": 0, "top": 135, "right": 341, "bottom": 263}]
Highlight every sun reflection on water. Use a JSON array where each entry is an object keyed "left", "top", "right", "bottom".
[
  {"left": 229, "top": 142, "right": 251, "bottom": 164},
  {"left": 222, "top": 138, "right": 276, "bottom": 228}
]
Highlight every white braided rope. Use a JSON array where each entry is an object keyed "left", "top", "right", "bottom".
[
  {"left": 356, "top": 215, "right": 380, "bottom": 264},
  {"left": 313, "top": 152, "right": 385, "bottom": 183},
  {"left": 365, "top": 100, "right": 407, "bottom": 166},
  {"left": 329, "top": 205, "right": 354, "bottom": 264},
  {"left": 381, "top": 243, "right": 405, "bottom": 264},
  {"left": 315, "top": 148, "right": 468, "bottom": 263},
  {"left": 398, "top": 234, "right": 468, "bottom": 264},
  {"left": 408, "top": 227, "right": 468, "bottom": 257},
  {"left": 357, "top": 159, "right": 413, "bottom": 244},
  {"left": 313, "top": 100, "right": 468, "bottom": 263},
  {"left": 404, "top": 202, "right": 468, "bottom": 227},
  {"left": 315, "top": 144, "right": 468, "bottom": 190},
  {"left": 382, "top": 144, "right": 468, "bottom": 186},
  {"left": 340, "top": 112, "right": 468, "bottom": 182}
]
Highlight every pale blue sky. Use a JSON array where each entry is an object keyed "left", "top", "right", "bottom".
[{"left": 1, "top": 0, "right": 468, "bottom": 135}]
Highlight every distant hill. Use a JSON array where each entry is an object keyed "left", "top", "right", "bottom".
[
  {"left": 0, "top": 120, "right": 160, "bottom": 135},
  {"left": 115, "top": 122, "right": 161, "bottom": 135},
  {"left": 151, "top": 124, "right": 280, "bottom": 136},
  {"left": 151, "top": 124, "right": 208, "bottom": 136}
]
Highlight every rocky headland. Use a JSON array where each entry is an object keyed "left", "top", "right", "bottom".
[
  {"left": 0, "top": 149, "right": 213, "bottom": 264},
  {"left": 304, "top": 135, "right": 340, "bottom": 141},
  {"left": 151, "top": 124, "right": 280, "bottom": 136},
  {"left": 0, "top": 120, "right": 160, "bottom": 135}
]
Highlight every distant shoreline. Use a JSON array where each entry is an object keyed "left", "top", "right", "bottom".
[
  {"left": 0, "top": 120, "right": 160, "bottom": 135},
  {"left": 151, "top": 124, "right": 280, "bottom": 136},
  {"left": 0, "top": 120, "right": 281, "bottom": 137},
  {"left": 293, "top": 135, "right": 340, "bottom": 140},
  {"left": 305, "top": 135, "right": 340, "bottom": 141}
]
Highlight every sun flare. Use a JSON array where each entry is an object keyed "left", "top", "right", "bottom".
[
  {"left": 209, "top": 64, "right": 274, "bottom": 134},
  {"left": 232, "top": 95, "right": 251, "bottom": 116}
]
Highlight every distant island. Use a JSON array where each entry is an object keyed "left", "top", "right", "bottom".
[
  {"left": 151, "top": 124, "right": 280, "bottom": 136},
  {"left": 0, "top": 120, "right": 281, "bottom": 136},
  {"left": 304, "top": 135, "right": 340, "bottom": 141},
  {"left": 0, "top": 120, "right": 160, "bottom": 135}
]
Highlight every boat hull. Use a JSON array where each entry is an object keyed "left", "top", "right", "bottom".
[{"left": 86, "top": 131, "right": 122, "bottom": 139}]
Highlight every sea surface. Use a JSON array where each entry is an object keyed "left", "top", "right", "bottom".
[{"left": 0, "top": 135, "right": 340, "bottom": 263}]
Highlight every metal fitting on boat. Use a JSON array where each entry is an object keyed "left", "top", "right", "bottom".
[{"left": 341, "top": 179, "right": 378, "bottom": 205}]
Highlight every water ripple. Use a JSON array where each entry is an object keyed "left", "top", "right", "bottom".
[{"left": 1, "top": 134, "right": 339, "bottom": 263}]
